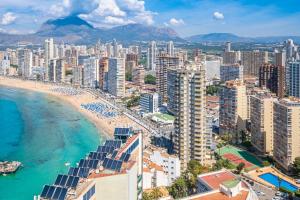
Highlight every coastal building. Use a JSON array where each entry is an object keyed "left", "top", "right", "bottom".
[
  {"left": 156, "top": 55, "right": 179, "bottom": 102},
  {"left": 48, "top": 59, "right": 65, "bottom": 83},
  {"left": 44, "top": 38, "right": 55, "bottom": 80},
  {"left": 38, "top": 131, "right": 143, "bottom": 200},
  {"left": 72, "top": 65, "right": 84, "bottom": 86},
  {"left": 259, "top": 63, "right": 278, "bottom": 95},
  {"left": 241, "top": 50, "right": 268, "bottom": 77},
  {"left": 17, "top": 49, "right": 33, "bottom": 78},
  {"left": 140, "top": 93, "right": 161, "bottom": 114},
  {"left": 220, "top": 63, "right": 243, "bottom": 82},
  {"left": 167, "top": 41, "right": 175, "bottom": 57},
  {"left": 219, "top": 80, "right": 248, "bottom": 136},
  {"left": 185, "top": 170, "right": 258, "bottom": 200},
  {"left": 223, "top": 51, "right": 241, "bottom": 65},
  {"left": 273, "top": 98, "right": 300, "bottom": 171},
  {"left": 143, "top": 145, "right": 180, "bottom": 189},
  {"left": 0, "top": 54, "right": 10, "bottom": 75},
  {"left": 99, "top": 57, "right": 108, "bottom": 91},
  {"left": 132, "top": 65, "right": 145, "bottom": 87},
  {"left": 107, "top": 58, "right": 125, "bottom": 97},
  {"left": 83, "top": 57, "right": 100, "bottom": 88},
  {"left": 147, "top": 41, "right": 157, "bottom": 71},
  {"left": 275, "top": 51, "right": 286, "bottom": 98},
  {"left": 287, "top": 61, "right": 300, "bottom": 98},
  {"left": 250, "top": 89, "right": 277, "bottom": 155},
  {"left": 168, "top": 63, "right": 209, "bottom": 170}
]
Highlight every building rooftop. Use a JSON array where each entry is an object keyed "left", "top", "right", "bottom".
[
  {"left": 198, "top": 170, "right": 236, "bottom": 190},
  {"left": 191, "top": 190, "right": 249, "bottom": 200}
]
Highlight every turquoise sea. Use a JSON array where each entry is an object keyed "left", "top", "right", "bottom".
[{"left": 0, "top": 86, "right": 104, "bottom": 200}]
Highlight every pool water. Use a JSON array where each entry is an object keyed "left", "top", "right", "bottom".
[{"left": 259, "top": 173, "right": 298, "bottom": 192}]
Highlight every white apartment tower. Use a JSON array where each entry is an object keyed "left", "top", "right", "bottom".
[
  {"left": 108, "top": 58, "right": 125, "bottom": 97},
  {"left": 83, "top": 57, "right": 100, "bottom": 88},
  {"left": 44, "top": 38, "right": 54, "bottom": 79},
  {"left": 147, "top": 41, "right": 157, "bottom": 71},
  {"left": 167, "top": 41, "right": 175, "bottom": 57}
]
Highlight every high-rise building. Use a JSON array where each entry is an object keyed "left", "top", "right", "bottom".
[
  {"left": 168, "top": 63, "right": 208, "bottom": 170},
  {"left": 140, "top": 93, "right": 161, "bottom": 113},
  {"left": 259, "top": 64, "right": 278, "bottom": 95},
  {"left": 250, "top": 89, "right": 277, "bottom": 155},
  {"left": 156, "top": 55, "right": 179, "bottom": 102},
  {"left": 108, "top": 58, "right": 125, "bottom": 97},
  {"left": 219, "top": 80, "right": 248, "bottom": 136},
  {"left": 17, "top": 49, "right": 33, "bottom": 78},
  {"left": 0, "top": 54, "right": 10, "bottom": 75},
  {"left": 275, "top": 51, "right": 287, "bottom": 98},
  {"left": 287, "top": 61, "right": 300, "bottom": 98},
  {"left": 241, "top": 50, "right": 268, "bottom": 77},
  {"left": 73, "top": 65, "right": 83, "bottom": 86},
  {"left": 225, "top": 42, "right": 231, "bottom": 52},
  {"left": 273, "top": 98, "right": 300, "bottom": 171},
  {"left": 285, "top": 39, "right": 299, "bottom": 61},
  {"left": 220, "top": 63, "right": 243, "bottom": 82},
  {"left": 44, "top": 38, "right": 54, "bottom": 79},
  {"left": 147, "top": 41, "right": 157, "bottom": 71},
  {"left": 83, "top": 57, "right": 100, "bottom": 88},
  {"left": 223, "top": 51, "right": 241, "bottom": 65},
  {"left": 48, "top": 59, "right": 65, "bottom": 82},
  {"left": 167, "top": 41, "right": 175, "bottom": 57},
  {"left": 99, "top": 58, "right": 109, "bottom": 91},
  {"left": 132, "top": 65, "right": 145, "bottom": 87},
  {"left": 113, "top": 39, "right": 119, "bottom": 58}
]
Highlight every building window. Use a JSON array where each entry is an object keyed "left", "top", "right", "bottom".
[{"left": 83, "top": 185, "right": 95, "bottom": 200}]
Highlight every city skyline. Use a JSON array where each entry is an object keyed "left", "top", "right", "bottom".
[{"left": 0, "top": 0, "right": 300, "bottom": 37}]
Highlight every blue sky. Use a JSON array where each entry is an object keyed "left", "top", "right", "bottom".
[{"left": 0, "top": 0, "right": 299, "bottom": 37}]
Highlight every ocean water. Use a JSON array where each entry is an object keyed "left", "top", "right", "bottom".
[{"left": 0, "top": 86, "right": 104, "bottom": 200}]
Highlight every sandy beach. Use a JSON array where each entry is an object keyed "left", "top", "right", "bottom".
[{"left": 0, "top": 76, "right": 147, "bottom": 139}]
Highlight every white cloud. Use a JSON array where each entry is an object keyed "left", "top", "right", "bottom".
[
  {"left": 168, "top": 18, "right": 185, "bottom": 26},
  {"left": 213, "top": 11, "right": 224, "bottom": 20},
  {"left": 1, "top": 12, "right": 17, "bottom": 25}
]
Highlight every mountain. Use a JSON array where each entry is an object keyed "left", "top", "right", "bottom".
[
  {"left": 0, "top": 15, "right": 183, "bottom": 45},
  {"left": 186, "top": 33, "right": 300, "bottom": 43}
]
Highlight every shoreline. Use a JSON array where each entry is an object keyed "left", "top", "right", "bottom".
[{"left": 0, "top": 77, "right": 146, "bottom": 140}]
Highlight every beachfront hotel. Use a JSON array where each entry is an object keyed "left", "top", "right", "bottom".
[
  {"left": 273, "top": 98, "right": 300, "bottom": 171},
  {"left": 250, "top": 88, "right": 277, "bottom": 155},
  {"left": 168, "top": 62, "right": 209, "bottom": 170},
  {"left": 37, "top": 128, "right": 143, "bottom": 200}
]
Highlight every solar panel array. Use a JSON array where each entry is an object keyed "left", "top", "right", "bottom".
[
  {"left": 54, "top": 174, "right": 79, "bottom": 189},
  {"left": 40, "top": 185, "right": 67, "bottom": 200},
  {"left": 68, "top": 167, "right": 90, "bottom": 178},
  {"left": 119, "top": 152, "right": 131, "bottom": 162},
  {"left": 114, "top": 128, "right": 131, "bottom": 136},
  {"left": 88, "top": 152, "right": 107, "bottom": 160},
  {"left": 104, "top": 140, "right": 122, "bottom": 148},
  {"left": 78, "top": 159, "right": 99, "bottom": 169},
  {"left": 97, "top": 145, "right": 115, "bottom": 154},
  {"left": 102, "top": 158, "right": 123, "bottom": 172}
]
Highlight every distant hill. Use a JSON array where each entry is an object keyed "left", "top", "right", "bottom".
[
  {"left": 186, "top": 33, "right": 300, "bottom": 43},
  {"left": 0, "top": 15, "right": 183, "bottom": 45}
]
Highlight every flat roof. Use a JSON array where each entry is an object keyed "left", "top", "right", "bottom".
[
  {"left": 199, "top": 171, "right": 236, "bottom": 190},
  {"left": 191, "top": 190, "right": 249, "bottom": 200}
]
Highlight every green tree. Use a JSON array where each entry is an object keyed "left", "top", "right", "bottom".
[
  {"left": 187, "top": 160, "right": 204, "bottom": 177},
  {"left": 206, "top": 85, "right": 219, "bottom": 95},
  {"left": 293, "top": 157, "right": 300, "bottom": 177},
  {"left": 150, "top": 188, "right": 163, "bottom": 199},
  {"left": 262, "top": 161, "right": 271, "bottom": 167},
  {"left": 168, "top": 177, "right": 188, "bottom": 199},
  {"left": 142, "top": 192, "right": 152, "bottom": 200},
  {"left": 145, "top": 74, "right": 156, "bottom": 85},
  {"left": 126, "top": 95, "right": 140, "bottom": 108},
  {"left": 236, "top": 162, "right": 245, "bottom": 174}
]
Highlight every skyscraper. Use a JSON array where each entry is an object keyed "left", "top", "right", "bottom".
[
  {"left": 113, "top": 39, "right": 119, "bottom": 58},
  {"left": 147, "top": 41, "right": 157, "bottom": 71},
  {"left": 48, "top": 59, "right": 65, "bottom": 83},
  {"left": 225, "top": 42, "right": 231, "bottom": 52},
  {"left": 241, "top": 50, "right": 268, "bottom": 77},
  {"left": 99, "top": 57, "right": 109, "bottom": 91},
  {"left": 273, "top": 98, "right": 300, "bottom": 171},
  {"left": 259, "top": 64, "right": 278, "bottom": 95},
  {"left": 223, "top": 51, "right": 241, "bottom": 65},
  {"left": 156, "top": 55, "right": 179, "bottom": 102},
  {"left": 250, "top": 89, "right": 277, "bottom": 155},
  {"left": 220, "top": 63, "right": 244, "bottom": 82},
  {"left": 287, "top": 61, "right": 300, "bottom": 98},
  {"left": 83, "top": 57, "right": 100, "bottom": 88},
  {"left": 168, "top": 63, "right": 208, "bottom": 170},
  {"left": 275, "top": 51, "right": 286, "bottom": 98},
  {"left": 18, "top": 49, "right": 33, "bottom": 78},
  {"left": 108, "top": 58, "right": 125, "bottom": 97},
  {"left": 167, "top": 41, "right": 174, "bottom": 57},
  {"left": 219, "top": 80, "right": 248, "bottom": 136},
  {"left": 44, "top": 38, "right": 54, "bottom": 79}
]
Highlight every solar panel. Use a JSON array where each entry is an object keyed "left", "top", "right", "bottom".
[
  {"left": 78, "top": 167, "right": 90, "bottom": 178},
  {"left": 66, "top": 176, "right": 74, "bottom": 188},
  {"left": 71, "top": 176, "right": 80, "bottom": 188},
  {"left": 41, "top": 185, "right": 50, "bottom": 198},
  {"left": 124, "top": 154, "right": 131, "bottom": 162},
  {"left": 89, "top": 151, "right": 107, "bottom": 160},
  {"left": 54, "top": 175, "right": 63, "bottom": 186},
  {"left": 104, "top": 140, "right": 122, "bottom": 148},
  {"left": 46, "top": 186, "right": 55, "bottom": 198},
  {"left": 119, "top": 153, "right": 131, "bottom": 162},
  {"left": 60, "top": 175, "right": 68, "bottom": 186},
  {"left": 52, "top": 187, "right": 62, "bottom": 199},
  {"left": 58, "top": 187, "right": 68, "bottom": 200},
  {"left": 115, "top": 161, "right": 122, "bottom": 172},
  {"left": 111, "top": 150, "right": 118, "bottom": 159}
]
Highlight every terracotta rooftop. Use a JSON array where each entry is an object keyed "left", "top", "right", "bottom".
[
  {"left": 191, "top": 190, "right": 249, "bottom": 200},
  {"left": 199, "top": 171, "right": 236, "bottom": 190}
]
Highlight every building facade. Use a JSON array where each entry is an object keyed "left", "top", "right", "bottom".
[
  {"left": 220, "top": 63, "right": 243, "bottom": 82},
  {"left": 108, "top": 58, "right": 125, "bottom": 97},
  {"left": 140, "top": 93, "right": 161, "bottom": 113},
  {"left": 259, "top": 64, "right": 278, "bottom": 95},
  {"left": 241, "top": 51, "right": 268, "bottom": 77},
  {"left": 287, "top": 61, "right": 300, "bottom": 98}
]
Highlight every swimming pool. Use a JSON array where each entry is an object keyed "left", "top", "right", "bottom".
[{"left": 259, "top": 173, "right": 298, "bottom": 192}]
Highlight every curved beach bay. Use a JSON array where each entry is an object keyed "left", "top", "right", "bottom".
[{"left": 0, "top": 86, "right": 103, "bottom": 200}]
